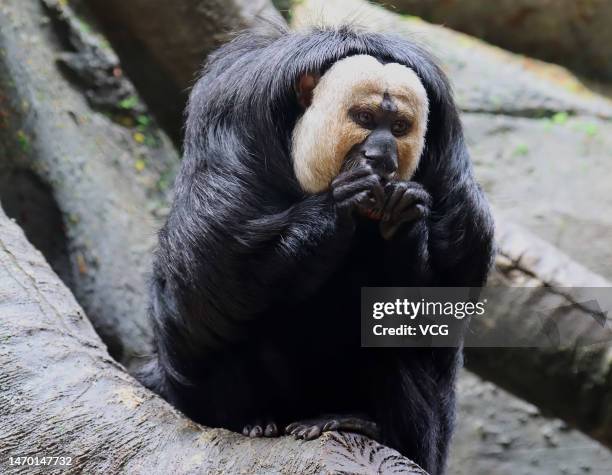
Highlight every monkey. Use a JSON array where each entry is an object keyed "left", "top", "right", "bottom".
[{"left": 138, "top": 25, "right": 494, "bottom": 475}]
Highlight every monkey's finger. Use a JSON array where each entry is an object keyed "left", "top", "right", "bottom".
[
  {"left": 370, "top": 182, "right": 385, "bottom": 207},
  {"left": 242, "top": 425, "right": 252, "bottom": 436},
  {"left": 333, "top": 175, "right": 380, "bottom": 203},
  {"left": 384, "top": 186, "right": 406, "bottom": 219},
  {"left": 249, "top": 425, "right": 263, "bottom": 437},
  {"left": 332, "top": 163, "right": 375, "bottom": 187},
  {"left": 395, "top": 204, "right": 427, "bottom": 225},
  {"left": 405, "top": 187, "right": 432, "bottom": 208},
  {"left": 398, "top": 182, "right": 432, "bottom": 207},
  {"left": 381, "top": 205, "right": 427, "bottom": 239},
  {"left": 391, "top": 192, "right": 422, "bottom": 220},
  {"left": 380, "top": 213, "right": 414, "bottom": 240},
  {"left": 408, "top": 204, "right": 427, "bottom": 220}
]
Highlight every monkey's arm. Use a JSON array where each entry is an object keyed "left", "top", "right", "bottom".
[
  {"left": 427, "top": 179, "right": 495, "bottom": 286},
  {"left": 153, "top": 161, "right": 383, "bottom": 345},
  {"left": 224, "top": 160, "right": 384, "bottom": 302}
]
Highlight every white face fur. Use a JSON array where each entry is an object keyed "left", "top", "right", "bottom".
[{"left": 291, "top": 54, "right": 429, "bottom": 194}]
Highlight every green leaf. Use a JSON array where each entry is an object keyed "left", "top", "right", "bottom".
[{"left": 552, "top": 112, "right": 569, "bottom": 125}]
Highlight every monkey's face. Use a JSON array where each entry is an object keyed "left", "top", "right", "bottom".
[{"left": 292, "top": 55, "right": 429, "bottom": 194}]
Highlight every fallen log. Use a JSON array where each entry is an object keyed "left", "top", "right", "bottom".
[
  {"left": 0, "top": 205, "right": 426, "bottom": 474},
  {"left": 467, "top": 218, "right": 612, "bottom": 447}
]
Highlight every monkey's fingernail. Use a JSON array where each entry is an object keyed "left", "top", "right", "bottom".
[
  {"left": 323, "top": 420, "right": 338, "bottom": 431},
  {"left": 243, "top": 425, "right": 251, "bottom": 436}
]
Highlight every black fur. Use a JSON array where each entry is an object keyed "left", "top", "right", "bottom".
[{"left": 140, "top": 25, "right": 494, "bottom": 475}]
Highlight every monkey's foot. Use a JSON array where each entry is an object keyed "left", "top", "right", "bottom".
[
  {"left": 286, "top": 415, "right": 380, "bottom": 441},
  {"left": 242, "top": 420, "right": 279, "bottom": 438}
]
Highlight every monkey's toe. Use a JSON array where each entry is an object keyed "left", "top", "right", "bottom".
[
  {"left": 286, "top": 416, "right": 379, "bottom": 441},
  {"left": 264, "top": 422, "right": 278, "bottom": 436},
  {"left": 286, "top": 422, "right": 322, "bottom": 440},
  {"left": 242, "top": 421, "right": 278, "bottom": 438}
]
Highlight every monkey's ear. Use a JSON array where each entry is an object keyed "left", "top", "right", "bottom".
[{"left": 296, "top": 73, "right": 320, "bottom": 108}]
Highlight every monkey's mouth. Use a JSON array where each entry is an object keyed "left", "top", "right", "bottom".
[{"left": 380, "top": 171, "right": 397, "bottom": 182}]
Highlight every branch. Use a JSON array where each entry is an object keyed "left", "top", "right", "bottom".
[
  {"left": 0, "top": 205, "right": 426, "bottom": 474},
  {"left": 467, "top": 218, "right": 612, "bottom": 448}
]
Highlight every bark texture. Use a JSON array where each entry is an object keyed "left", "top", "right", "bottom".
[
  {"left": 0, "top": 205, "right": 425, "bottom": 474},
  {"left": 0, "top": 0, "right": 180, "bottom": 366},
  {"left": 467, "top": 218, "right": 612, "bottom": 448},
  {"left": 84, "top": 0, "right": 284, "bottom": 142}
]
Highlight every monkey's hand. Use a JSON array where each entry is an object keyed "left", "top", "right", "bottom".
[
  {"left": 379, "top": 181, "right": 431, "bottom": 240},
  {"left": 331, "top": 160, "right": 384, "bottom": 224}
]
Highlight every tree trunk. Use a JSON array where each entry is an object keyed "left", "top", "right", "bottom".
[
  {"left": 84, "top": 0, "right": 284, "bottom": 143},
  {"left": 0, "top": 0, "right": 180, "bottom": 367},
  {"left": 0, "top": 204, "right": 425, "bottom": 474}
]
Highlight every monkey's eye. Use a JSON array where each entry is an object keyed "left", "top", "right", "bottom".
[
  {"left": 391, "top": 119, "right": 410, "bottom": 136},
  {"left": 355, "top": 110, "right": 375, "bottom": 128}
]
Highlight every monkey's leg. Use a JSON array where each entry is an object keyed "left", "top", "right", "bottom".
[
  {"left": 285, "top": 415, "right": 380, "bottom": 441},
  {"left": 242, "top": 420, "right": 279, "bottom": 438}
]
